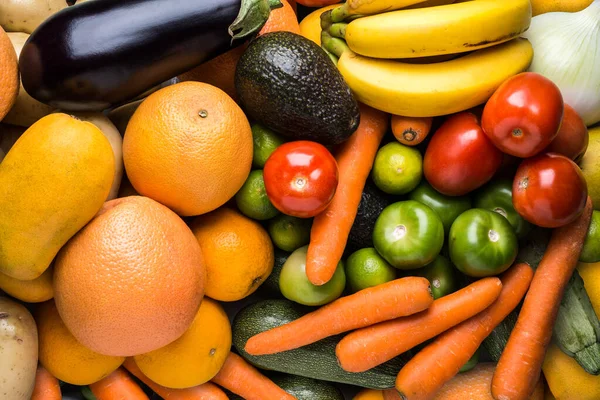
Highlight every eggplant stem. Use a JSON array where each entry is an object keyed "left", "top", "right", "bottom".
[{"left": 229, "top": 0, "right": 281, "bottom": 42}]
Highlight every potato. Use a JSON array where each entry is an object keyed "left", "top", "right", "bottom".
[
  {"left": 3, "top": 33, "right": 55, "bottom": 127},
  {"left": 0, "top": 123, "right": 26, "bottom": 162},
  {"left": 107, "top": 99, "right": 144, "bottom": 136},
  {"left": 68, "top": 112, "right": 124, "bottom": 200},
  {"left": 0, "top": 297, "right": 38, "bottom": 400},
  {"left": 0, "top": 0, "right": 90, "bottom": 34}
]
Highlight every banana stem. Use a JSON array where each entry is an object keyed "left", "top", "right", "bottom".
[
  {"left": 323, "top": 49, "right": 339, "bottom": 65},
  {"left": 328, "top": 23, "right": 348, "bottom": 39},
  {"left": 330, "top": 3, "right": 351, "bottom": 23},
  {"left": 321, "top": 31, "right": 350, "bottom": 58}
]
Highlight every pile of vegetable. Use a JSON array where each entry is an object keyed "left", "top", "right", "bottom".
[{"left": 1, "top": 0, "right": 600, "bottom": 399}]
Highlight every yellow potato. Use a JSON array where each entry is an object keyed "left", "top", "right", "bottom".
[
  {"left": 0, "top": 297, "right": 38, "bottom": 400},
  {"left": 3, "top": 32, "right": 55, "bottom": 127},
  {"left": 0, "top": 0, "right": 90, "bottom": 34}
]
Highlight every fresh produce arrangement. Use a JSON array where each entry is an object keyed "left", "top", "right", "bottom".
[{"left": 1, "top": 0, "right": 600, "bottom": 400}]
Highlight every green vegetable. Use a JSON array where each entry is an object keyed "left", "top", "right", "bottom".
[
  {"left": 580, "top": 210, "right": 600, "bottom": 263},
  {"left": 474, "top": 179, "right": 532, "bottom": 239},
  {"left": 459, "top": 348, "right": 480, "bottom": 373},
  {"left": 449, "top": 209, "right": 518, "bottom": 277},
  {"left": 554, "top": 270, "right": 600, "bottom": 374},
  {"left": 260, "top": 248, "right": 289, "bottom": 298},
  {"left": 232, "top": 299, "right": 410, "bottom": 389},
  {"left": 483, "top": 310, "right": 518, "bottom": 362},
  {"left": 373, "top": 200, "right": 444, "bottom": 270},
  {"left": 412, "top": 255, "right": 458, "bottom": 299},
  {"left": 279, "top": 246, "right": 346, "bottom": 306},
  {"left": 408, "top": 180, "right": 471, "bottom": 235},
  {"left": 523, "top": 0, "right": 600, "bottom": 126}
]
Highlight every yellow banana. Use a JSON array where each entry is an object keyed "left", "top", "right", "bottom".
[
  {"left": 344, "top": 0, "right": 532, "bottom": 58},
  {"left": 336, "top": 38, "right": 533, "bottom": 118},
  {"left": 404, "top": 0, "right": 456, "bottom": 9},
  {"left": 328, "top": 0, "right": 427, "bottom": 22}
]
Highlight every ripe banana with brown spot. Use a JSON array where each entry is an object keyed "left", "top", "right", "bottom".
[
  {"left": 342, "top": 0, "right": 532, "bottom": 58},
  {"left": 334, "top": 38, "right": 534, "bottom": 118}
]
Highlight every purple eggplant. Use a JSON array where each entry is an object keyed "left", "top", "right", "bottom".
[{"left": 19, "top": 0, "right": 280, "bottom": 111}]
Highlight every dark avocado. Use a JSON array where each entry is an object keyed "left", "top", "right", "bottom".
[
  {"left": 259, "top": 248, "right": 289, "bottom": 298},
  {"left": 346, "top": 180, "right": 394, "bottom": 254},
  {"left": 235, "top": 31, "right": 360, "bottom": 145}
]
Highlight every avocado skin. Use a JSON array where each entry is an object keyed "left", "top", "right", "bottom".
[
  {"left": 346, "top": 180, "right": 394, "bottom": 255},
  {"left": 235, "top": 31, "right": 360, "bottom": 145}
]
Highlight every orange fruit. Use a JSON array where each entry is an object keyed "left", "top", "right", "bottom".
[
  {"left": 178, "top": 45, "right": 246, "bottom": 103},
  {"left": 190, "top": 207, "right": 274, "bottom": 302},
  {"left": 54, "top": 196, "right": 206, "bottom": 357},
  {"left": 177, "top": 0, "right": 298, "bottom": 104},
  {"left": 134, "top": 297, "right": 232, "bottom": 389},
  {"left": 260, "top": 0, "right": 301, "bottom": 35},
  {"left": 35, "top": 300, "right": 124, "bottom": 385},
  {"left": 0, "top": 26, "right": 19, "bottom": 121},
  {"left": 433, "top": 363, "right": 544, "bottom": 400},
  {"left": 123, "top": 82, "right": 253, "bottom": 217}
]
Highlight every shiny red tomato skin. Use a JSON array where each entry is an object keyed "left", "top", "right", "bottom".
[
  {"left": 264, "top": 141, "right": 339, "bottom": 218},
  {"left": 423, "top": 112, "right": 503, "bottom": 196},
  {"left": 482, "top": 72, "right": 564, "bottom": 158},
  {"left": 512, "top": 153, "right": 587, "bottom": 228}
]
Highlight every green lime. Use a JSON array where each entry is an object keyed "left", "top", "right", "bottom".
[
  {"left": 252, "top": 123, "right": 285, "bottom": 168},
  {"left": 345, "top": 248, "right": 397, "bottom": 293},
  {"left": 268, "top": 214, "right": 312, "bottom": 252},
  {"left": 235, "top": 170, "right": 279, "bottom": 221},
  {"left": 372, "top": 142, "right": 423, "bottom": 195},
  {"left": 580, "top": 210, "right": 600, "bottom": 263}
]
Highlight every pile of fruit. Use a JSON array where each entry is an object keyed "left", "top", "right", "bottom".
[{"left": 1, "top": 0, "right": 599, "bottom": 399}]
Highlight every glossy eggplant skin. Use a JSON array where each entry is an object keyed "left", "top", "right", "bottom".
[{"left": 20, "top": 0, "right": 243, "bottom": 111}]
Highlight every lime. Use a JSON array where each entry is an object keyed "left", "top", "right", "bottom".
[
  {"left": 345, "top": 248, "right": 397, "bottom": 293},
  {"left": 252, "top": 123, "right": 285, "bottom": 168},
  {"left": 235, "top": 170, "right": 279, "bottom": 221},
  {"left": 268, "top": 214, "right": 312, "bottom": 252},
  {"left": 372, "top": 142, "right": 423, "bottom": 195},
  {"left": 279, "top": 245, "right": 346, "bottom": 306},
  {"left": 580, "top": 210, "right": 600, "bottom": 263}
]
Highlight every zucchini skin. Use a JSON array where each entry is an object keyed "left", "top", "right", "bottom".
[
  {"left": 232, "top": 299, "right": 410, "bottom": 389},
  {"left": 20, "top": 0, "right": 242, "bottom": 111}
]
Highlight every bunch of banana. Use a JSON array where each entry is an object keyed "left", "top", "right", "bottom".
[{"left": 321, "top": 0, "right": 534, "bottom": 117}]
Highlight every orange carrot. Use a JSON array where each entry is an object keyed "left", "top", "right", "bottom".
[
  {"left": 336, "top": 277, "right": 503, "bottom": 373},
  {"left": 306, "top": 103, "right": 389, "bottom": 285},
  {"left": 395, "top": 263, "right": 534, "bottom": 400},
  {"left": 245, "top": 276, "right": 434, "bottom": 355},
  {"left": 90, "top": 368, "right": 149, "bottom": 400},
  {"left": 123, "top": 358, "right": 228, "bottom": 400},
  {"left": 31, "top": 365, "right": 61, "bottom": 400},
  {"left": 211, "top": 353, "right": 294, "bottom": 400},
  {"left": 391, "top": 115, "right": 433, "bottom": 146},
  {"left": 492, "top": 197, "right": 593, "bottom": 400}
]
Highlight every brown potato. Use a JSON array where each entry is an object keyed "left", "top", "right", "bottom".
[
  {"left": 0, "top": 0, "right": 90, "bottom": 34},
  {"left": 0, "top": 297, "right": 38, "bottom": 400}
]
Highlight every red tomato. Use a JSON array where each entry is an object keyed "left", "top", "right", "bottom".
[
  {"left": 423, "top": 112, "right": 503, "bottom": 196},
  {"left": 512, "top": 153, "right": 587, "bottom": 228},
  {"left": 482, "top": 72, "right": 564, "bottom": 158},
  {"left": 545, "top": 104, "right": 589, "bottom": 163},
  {"left": 264, "top": 141, "right": 339, "bottom": 218}
]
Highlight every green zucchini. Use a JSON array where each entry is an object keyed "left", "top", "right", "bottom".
[
  {"left": 482, "top": 227, "right": 600, "bottom": 375},
  {"left": 232, "top": 299, "right": 410, "bottom": 389},
  {"left": 226, "top": 374, "right": 344, "bottom": 400}
]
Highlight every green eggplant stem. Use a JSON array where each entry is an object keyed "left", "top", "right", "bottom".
[
  {"left": 229, "top": 0, "right": 283, "bottom": 42},
  {"left": 328, "top": 23, "right": 348, "bottom": 39},
  {"left": 321, "top": 31, "right": 350, "bottom": 58}
]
